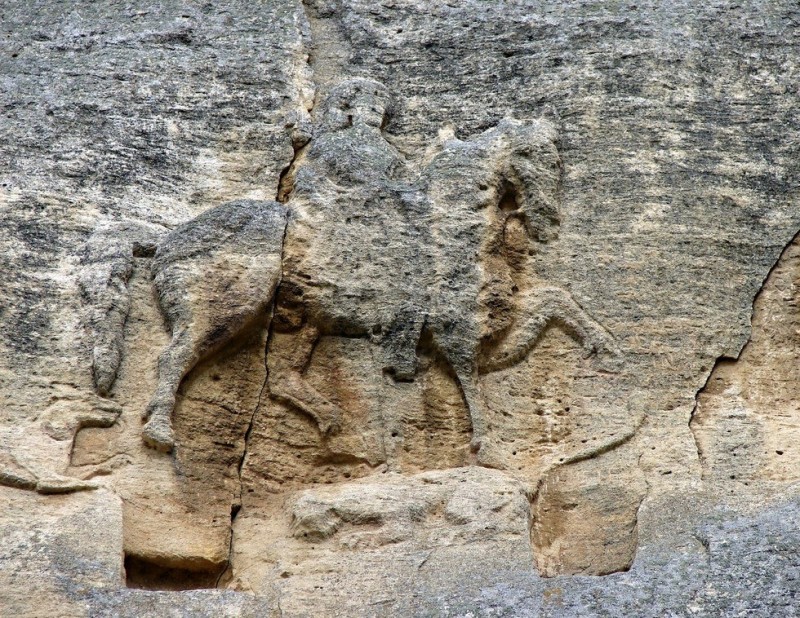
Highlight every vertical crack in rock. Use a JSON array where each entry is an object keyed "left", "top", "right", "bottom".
[
  {"left": 219, "top": 198, "right": 293, "bottom": 589},
  {"left": 688, "top": 228, "right": 800, "bottom": 475},
  {"left": 298, "top": 0, "right": 352, "bottom": 104},
  {"left": 219, "top": 232, "right": 290, "bottom": 588},
  {"left": 276, "top": 139, "right": 308, "bottom": 204},
  {"left": 276, "top": 1, "right": 316, "bottom": 205},
  {"left": 220, "top": 3, "right": 318, "bottom": 582},
  {"left": 216, "top": 311, "right": 273, "bottom": 588}
]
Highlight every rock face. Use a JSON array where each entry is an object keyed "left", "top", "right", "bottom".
[{"left": 1, "top": 1, "right": 799, "bottom": 616}]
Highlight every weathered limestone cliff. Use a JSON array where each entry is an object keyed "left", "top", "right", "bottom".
[{"left": 1, "top": 1, "right": 799, "bottom": 616}]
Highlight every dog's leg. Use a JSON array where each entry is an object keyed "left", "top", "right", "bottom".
[{"left": 80, "top": 222, "right": 161, "bottom": 395}]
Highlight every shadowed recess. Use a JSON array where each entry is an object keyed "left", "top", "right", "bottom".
[{"left": 124, "top": 554, "right": 227, "bottom": 591}]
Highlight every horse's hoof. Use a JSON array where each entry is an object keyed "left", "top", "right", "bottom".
[{"left": 142, "top": 417, "right": 175, "bottom": 452}]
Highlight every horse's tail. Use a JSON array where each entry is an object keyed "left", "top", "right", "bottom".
[{"left": 79, "top": 221, "right": 163, "bottom": 395}]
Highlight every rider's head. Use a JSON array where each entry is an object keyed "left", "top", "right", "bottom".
[{"left": 319, "top": 78, "right": 392, "bottom": 132}]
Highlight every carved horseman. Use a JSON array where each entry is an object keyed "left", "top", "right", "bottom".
[
  {"left": 81, "top": 78, "right": 619, "bottom": 467},
  {"left": 269, "top": 79, "right": 434, "bottom": 436}
]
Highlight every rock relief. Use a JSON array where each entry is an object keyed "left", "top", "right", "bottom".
[
  {"left": 66, "top": 79, "right": 637, "bottom": 580},
  {"left": 82, "top": 78, "right": 620, "bottom": 465}
]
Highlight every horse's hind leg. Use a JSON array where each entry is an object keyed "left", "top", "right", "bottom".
[
  {"left": 438, "top": 343, "right": 507, "bottom": 468},
  {"left": 452, "top": 366, "right": 509, "bottom": 469},
  {"left": 142, "top": 199, "right": 288, "bottom": 452},
  {"left": 143, "top": 257, "right": 283, "bottom": 452},
  {"left": 268, "top": 324, "right": 343, "bottom": 435},
  {"left": 142, "top": 321, "right": 203, "bottom": 451}
]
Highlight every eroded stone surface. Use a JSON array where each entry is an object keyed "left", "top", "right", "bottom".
[
  {"left": 2, "top": 0, "right": 800, "bottom": 616},
  {"left": 692, "top": 230, "right": 800, "bottom": 485},
  {"left": 0, "top": 488, "right": 124, "bottom": 617}
]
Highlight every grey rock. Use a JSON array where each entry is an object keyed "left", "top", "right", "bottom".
[{"left": 2, "top": 0, "right": 800, "bottom": 615}]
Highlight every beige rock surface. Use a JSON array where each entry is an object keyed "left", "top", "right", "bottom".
[
  {"left": 2, "top": 1, "right": 800, "bottom": 616},
  {"left": 692, "top": 231, "right": 800, "bottom": 485}
]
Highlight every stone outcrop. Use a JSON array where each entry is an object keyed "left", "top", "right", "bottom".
[{"left": 1, "top": 1, "right": 800, "bottom": 616}]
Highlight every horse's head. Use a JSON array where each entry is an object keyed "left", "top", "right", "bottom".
[
  {"left": 318, "top": 78, "right": 392, "bottom": 133},
  {"left": 497, "top": 118, "right": 562, "bottom": 244}
]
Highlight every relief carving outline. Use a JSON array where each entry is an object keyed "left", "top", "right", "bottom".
[{"left": 80, "top": 78, "right": 621, "bottom": 471}]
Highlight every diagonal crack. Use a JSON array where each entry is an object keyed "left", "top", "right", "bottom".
[
  {"left": 688, "top": 228, "right": 800, "bottom": 476},
  {"left": 687, "top": 353, "right": 737, "bottom": 477}
]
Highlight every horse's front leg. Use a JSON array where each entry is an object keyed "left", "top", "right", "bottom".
[
  {"left": 536, "top": 287, "right": 621, "bottom": 365},
  {"left": 482, "top": 286, "right": 622, "bottom": 373}
]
